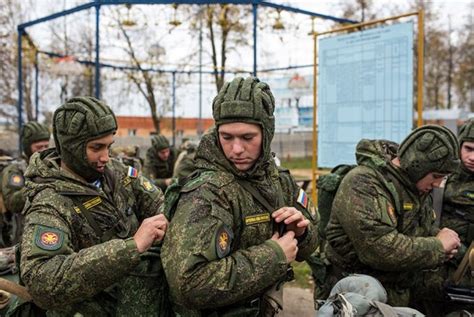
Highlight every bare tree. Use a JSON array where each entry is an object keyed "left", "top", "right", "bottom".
[{"left": 108, "top": 5, "right": 176, "bottom": 133}]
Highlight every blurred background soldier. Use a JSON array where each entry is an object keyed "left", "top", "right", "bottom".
[
  {"left": 144, "top": 134, "right": 177, "bottom": 191},
  {"left": 0, "top": 122, "right": 50, "bottom": 247},
  {"left": 442, "top": 119, "right": 474, "bottom": 258},
  {"left": 172, "top": 139, "right": 197, "bottom": 179}
]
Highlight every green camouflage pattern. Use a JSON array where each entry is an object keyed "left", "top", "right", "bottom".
[
  {"left": 442, "top": 166, "right": 474, "bottom": 247},
  {"left": 19, "top": 148, "right": 166, "bottom": 315},
  {"left": 143, "top": 146, "right": 177, "bottom": 190},
  {"left": 172, "top": 143, "right": 196, "bottom": 179},
  {"left": 458, "top": 119, "right": 474, "bottom": 144},
  {"left": 20, "top": 122, "right": 50, "bottom": 159},
  {"left": 0, "top": 160, "right": 28, "bottom": 247},
  {"left": 53, "top": 96, "right": 117, "bottom": 182},
  {"left": 161, "top": 131, "right": 319, "bottom": 316},
  {"left": 398, "top": 125, "right": 459, "bottom": 183},
  {"left": 213, "top": 77, "right": 275, "bottom": 165},
  {"left": 325, "top": 139, "right": 446, "bottom": 306},
  {"left": 151, "top": 135, "right": 170, "bottom": 151}
]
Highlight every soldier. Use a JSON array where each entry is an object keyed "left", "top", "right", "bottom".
[
  {"left": 161, "top": 77, "right": 319, "bottom": 316},
  {"left": 325, "top": 125, "right": 461, "bottom": 308},
  {"left": 442, "top": 119, "right": 474, "bottom": 254},
  {"left": 172, "top": 139, "right": 197, "bottom": 179},
  {"left": 0, "top": 122, "right": 50, "bottom": 247},
  {"left": 144, "top": 134, "right": 177, "bottom": 191},
  {"left": 18, "top": 97, "right": 169, "bottom": 315}
]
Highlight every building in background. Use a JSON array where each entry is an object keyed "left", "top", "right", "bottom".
[{"left": 116, "top": 116, "right": 214, "bottom": 138}]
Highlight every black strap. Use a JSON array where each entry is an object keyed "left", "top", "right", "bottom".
[
  {"left": 236, "top": 178, "right": 285, "bottom": 236},
  {"left": 431, "top": 186, "right": 445, "bottom": 228},
  {"left": 236, "top": 179, "right": 275, "bottom": 212},
  {"left": 75, "top": 203, "right": 117, "bottom": 243}
]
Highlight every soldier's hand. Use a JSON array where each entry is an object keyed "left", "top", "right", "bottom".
[
  {"left": 271, "top": 231, "right": 298, "bottom": 263},
  {"left": 133, "top": 214, "right": 169, "bottom": 253},
  {"left": 436, "top": 227, "right": 461, "bottom": 259},
  {"left": 272, "top": 207, "right": 309, "bottom": 237}
]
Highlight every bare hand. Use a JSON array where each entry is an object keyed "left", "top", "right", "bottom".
[
  {"left": 133, "top": 214, "right": 169, "bottom": 253},
  {"left": 436, "top": 227, "right": 461, "bottom": 259},
  {"left": 271, "top": 231, "right": 298, "bottom": 263},
  {"left": 165, "top": 178, "right": 172, "bottom": 186},
  {"left": 272, "top": 207, "right": 309, "bottom": 237}
]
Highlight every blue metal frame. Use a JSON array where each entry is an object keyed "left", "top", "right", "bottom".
[{"left": 17, "top": 1, "right": 357, "bottom": 147}]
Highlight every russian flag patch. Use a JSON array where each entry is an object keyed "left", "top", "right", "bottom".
[
  {"left": 127, "top": 166, "right": 138, "bottom": 178},
  {"left": 297, "top": 188, "right": 308, "bottom": 208}
]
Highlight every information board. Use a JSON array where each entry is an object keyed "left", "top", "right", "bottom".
[{"left": 318, "top": 22, "right": 413, "bottom": 168}]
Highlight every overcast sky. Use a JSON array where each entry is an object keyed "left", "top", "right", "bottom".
[{"left": 22, "top": 0, "right": 473, "bottom": 118}]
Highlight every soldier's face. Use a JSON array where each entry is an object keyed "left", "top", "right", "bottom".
[
  {"left": 218, "top": 122, "right": 262, "bottom": 172},
  {"left": 86, "top": 133, "right": 115, "bottom": 174},
  {"left": 30, "top": 140, "right": 49, "bottom": 154},
  {"left": 460, "top": 141, "right": 474, "bottom": 172},
  {"left": 416, "top": 172, "right": 447, "bottom": 194},
  {"left": 157, "top": 148, "right": 170, "bottom": 161}
]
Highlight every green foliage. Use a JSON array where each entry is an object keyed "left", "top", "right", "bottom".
[
  {"left": 280, "top": 157, "right": 312, "bottom": 170},
  {"left": 288, "top": 261, "right": 314, "bottom": 289}
]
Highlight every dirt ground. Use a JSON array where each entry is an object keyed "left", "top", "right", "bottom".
[{"left": 278, "top": 286, "right": 316, "bottom": 317}]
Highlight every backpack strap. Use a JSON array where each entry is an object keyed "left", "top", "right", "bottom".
[{"left": 235, "top": 178, "right": 286, "bottom": 236}]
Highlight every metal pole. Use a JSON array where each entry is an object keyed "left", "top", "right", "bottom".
[
  {"left": 198, "top": 10, "right": 203, "bottom": 136},
  {"left": 417, "top": 10, "right": 424, "bottom": 127},
  {"left": 95, "top": 3, "right": 101, "bottom": 98},
  {"left": 17, "top": 28, "right": 24, "bottom": 152},
  {"left": 252, "top": 3, "right": 257, "bottom": 76},
  {"left": 35, "top": 51, "right": 39, "bottom": 121},
  {"left": 172, "top": 72, "right": 176, "bottom": 147},
  {"left": 311, "top": 30, "right": 318, "bottom": 204}
]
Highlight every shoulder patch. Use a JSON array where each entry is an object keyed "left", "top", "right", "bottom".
[
  {"left": 215, "top": 224, "right": 233, "bottom": 259},
  {"left": 8, "top": 173, "right": 24, "bottom": 188},
  {"left": 140, "top": 177, "right": 157, "bottom": 192},
  {"left": 296, "top": 188, "right": 308, "bottom": 208},
  {"left": 387, "top": 204, "right": 397, "bottom": 224},
  {"left": 127, "top": 166, "right": 138, "bottom": 178},
  {"left": 34, "top": 225, "right": 64, "bottom": 251}
]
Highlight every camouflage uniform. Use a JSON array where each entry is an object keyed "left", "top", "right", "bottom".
[
  {"left": 325, "top": 126, "right": 460, "bottom": 307},
  {"left": 162, "top": 77, "right": 319, "bottom": 316},
  {"left": 19, "top": 97, "right": 166, "bottom": 316},
  {"left": 172, "top": 140, "right": 197, "bottom": 179},
  {"left": 0, "top": 122, "right": 50, "bottom": 247},
  {"left": 144, "top": 135, "right": 177, "bottom": 191},
  {"left": 442, "top": 119, "right": 474, "bottom": 249}
]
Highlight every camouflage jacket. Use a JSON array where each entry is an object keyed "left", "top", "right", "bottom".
[
  {"left": 325, "top": 140, "right": 445, "bottom": 304},
  {"left": 20, "top": 148, "right": 164, "bottom": 314},
  {"left": 1, "top": 159, "right": 27, "bottom": 215},
  {"left": 172, "top": 150, "right": 196, "bottom": 179},
  {"left": 441, "top": 166, "right": 474, "bottom": 246},
  {"left": 0, "top": 159, "right": 28, "bottom": 247},
  {"left": 161, "top": 133, "right": 319, "bottom": 315},
  {"left": 143, "top": 147, "right": 177, "bottom": 190}
]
